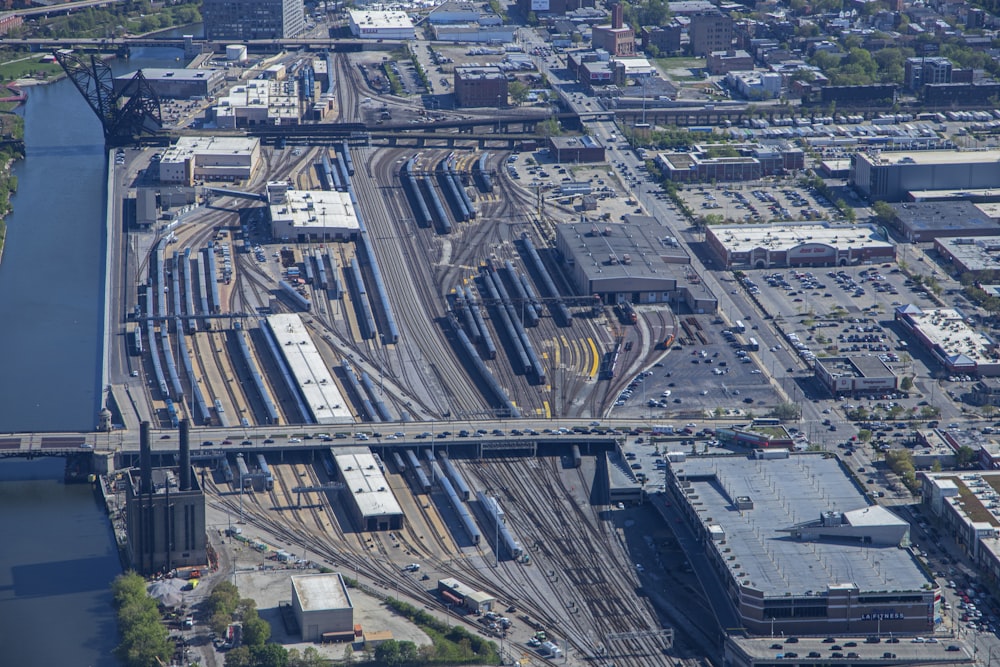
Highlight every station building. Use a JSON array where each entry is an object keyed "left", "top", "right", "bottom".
[
  {"left": 348, "top": 10, "right": 417, "bottom": 40},
  {"left": 894, "top": 304, "right": 1000, "bottom": 376},
  {"left": 291, "top": 573, "right": 355, "bottom": 642},
  {"left": 158, "top": 136, "right": 261, "bottom": 185},
  {"left": 888, "top": 201, "right": 1000, "bottom": 242},
  {"left": 935, "top": 235, "right": 1000, "bottom": 276},
  {"left": 114, "top": 68, "right": 226, "bottom": 100},
  {"left": 265, "top": 314, "right": 354, "bottom": 424},
  {"left": 268, "top": 187, "right": 361, "bottom": 242},
  {"left": 850, "top": 149, "right": 1000, "bottom": 202},
  {"left": 331, "top": 448, "right": 404, "bottom": 531},
  {"left": 706, "top": 223, "right": 895, "bottom": 269},
  {"left": 554, "top": 216, "right": 717, "bottom": 312},
  {"left": 921, "top": 471, "right": 1000, "bottom": 582},
  {"left": 668, "top": 453, "right": 936, "bottom": 636},
  {"left": 814, "top": 356, "right": 898, "bottom": 395}
]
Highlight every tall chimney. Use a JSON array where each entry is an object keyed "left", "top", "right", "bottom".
[
  {"left": 139, "top": 421, "right": 152, "bottom": 495},
  {"left": 612, "top": 2, "right": 624, "bottom": 29},
  {"left": 178, "top": 419, "right": 192, "bottom": 491}
]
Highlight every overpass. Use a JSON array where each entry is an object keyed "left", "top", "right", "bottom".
[{"left": 14, "top": 36, "right": 400, "bottom": 55}]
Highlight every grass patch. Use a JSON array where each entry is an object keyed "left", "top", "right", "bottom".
[
  {"left": 0, "top": 59, "right": 63, "bottom": 83},
  {"left": 654, "top": 56, "right": 706, "bottom": 70}
]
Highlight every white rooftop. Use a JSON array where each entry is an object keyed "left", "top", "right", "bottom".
[
  {"left": 348, "top": 9, "right": 415, "bottom": 29},
  {"left": 265, "top": 314, "right": 353, "bottom": 424},
  {"left": 161, "top": 135, "right": 259, "bottom": 161},
  {"left": 269, "top": 190, "right": 360, "bottom": 233},
  {"left": 860, "top": 149, "right": 1000, "bottom": 167},
  {"left": 897, "top": 305, "right": 995, "bottom": 366},
  {"left": 334, "top": 448, "right": 404, "bottom": 520},
  {"left": 291, "top": 573, "right": 352, "bottom": 612},
  {"left": 710, "top": 223, "right": 893, "bottom": 254}
]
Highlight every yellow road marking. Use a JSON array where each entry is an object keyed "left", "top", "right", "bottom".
[
  {"left": 543, "top": 401, "right": 551, "bottom": 419},
  {"left": 587, "top": 337, "right": 599, "bottom": 378}
]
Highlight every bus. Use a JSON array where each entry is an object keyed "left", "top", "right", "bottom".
[
  {"left": 747, "top": 337, "right": 759, "bottom": 351},
  {"left": 733, "top": 320, "right": 746, "bottom": 333}
]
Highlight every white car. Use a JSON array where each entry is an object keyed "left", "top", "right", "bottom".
[{"left": 289, "top": 437, "right": 302, "bottom": 443}]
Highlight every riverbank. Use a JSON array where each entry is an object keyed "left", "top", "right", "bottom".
[{"left": 0, "top": 131, "right": 24, "bottom": 264}]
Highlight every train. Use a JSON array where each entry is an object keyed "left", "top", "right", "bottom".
[
  {"left": 279, "top": 280, "right": 312, "bottom": 312},
  {"left": 256, "top": 453, "right": 274, "bottom": 491}
]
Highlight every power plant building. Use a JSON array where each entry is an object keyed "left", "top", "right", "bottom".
[
  {"left": 124, "top": 421, "right": 207, "bottom": 575},
  {"left": 332, "top": 447, "right": 404, "bottom": 531},
  {"left": 203, "top": 0, "right": 305, "bottom": 40},
  {"left": 291, "top": 573, "right": 355, "bottom": 642},
  {"left": 666, "top": 453, "right": 936, "bottom": 635},
  {"left": 158, "top": 136, "right": 261, "bottom": 185}
]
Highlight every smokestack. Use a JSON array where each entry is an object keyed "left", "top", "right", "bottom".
[
  {"left": 178, "top": 419, "right": 191, "bottom": 491},
  {"left": 139, "top": 421, "right": 152, "bottom": 495},
  {"left": 612, "top": 2, "right": 623, "bottom": 29}
]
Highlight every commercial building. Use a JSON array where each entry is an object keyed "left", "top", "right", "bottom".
[
  {"left": 547, "top": 135, "right": 606, "bottom": 163},
  {"left": 348, "top": 10, "right": 417, "bottom": 40},
  {"left": 125, "top": 421, "right": 206, "bottom": 575},
  {"left": 432, "top": 24, "right": 517, "bottom": 42},
  {"left": 850, "top": 149, "right": 1000, "bottom": 203},
  {"left": 213, "top": 79, "right": 305, "bottom": 128},
  {"left": 291, "top": 573, "right": 354, "bottom": 642},
  {"left": 688, "top": 11, "right": 733, "bottom": 56},
  {"left": 591, "top": 3, "right": 635, "bottom": 57},
  {"left": 265, "top": 314, "right": 354, "bottom": 424},
  {"left": 921, "top": 472, "right": 1000, "bottom": 581},
  {"left": 203, "top": 0, "right": 304, "bottom": 40},
  {"left": 935, "top": 236, "right": 1000, "bottom": 276},
  {"left": 706, "top": 49, "right": 753, "bottom": 75},
  {"left": 894, "top": 304, "right": 1000, "bottom": 376},
  {"left": 725, "top": 70, "right": 782, "bottom": 100},
  {"left": 437, "top": 578, "right": 496, "bottom": 613},
  {"left": 706, "top": 223, "right": 895, "bottom": 269},
  {"left": 269, "top": 189, "right": 361, "bottom": 242},
  {"left": 113, "top": 68, "right": 225, "bottom": 100},
  {"left": 904, "top": 56, "right": 952, "bottom": 91},
  {"left": 668, "top": 453, "right": 936, "bottom": 635},
  {"left": 889, "top": 201, "right": 1000, "bottom": 242},
  {"left": 715, "top": 424, "right": 794, "bottom": 448},
  {"left": 656, "top": 141, "right": 803, "bottom": 183},
  {"left": 815, "top": 356, "right": 898, "bottom": 395},
  {"left": 454, "top": 66, "right": 508, "bottom": 108},
  {"left": 554, "top": 216, "right": 717, "bottom": 311},
  {"left": 909, "top": 429, "right": 958, "bottom": 468},
  {"left": 333, "top": 448, "right": 404, "bottom": 531},
  {"left": 158, "top": 136, "right": 261, "bottom": 185}
]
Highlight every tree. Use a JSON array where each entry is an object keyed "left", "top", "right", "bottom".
[
  {"left": 858, "top": 429, "right": 872, "bottom": 442},
  {"left": 224, "top": 646, "right": 253, "bottom": 667},
  {"left": 957, "top": 445, "right": 977, "bottom": 468},
  {"left": 900, "top": 376, "right": 914, "bottom": 391},
  {"left": 932, "top": 460, "right": 943, "bottom": 473},
  {"left": 252, "top": 643, "right": 289, "bottom": 667},
  {"left": 508, "top": 80, "right": 529, "bottom": 106},
  {"left": 769, "top": 402, "right": 802, "bottom": 420},
  {"left": 374, "top": 639, "right": 403, "bottom": 666}
]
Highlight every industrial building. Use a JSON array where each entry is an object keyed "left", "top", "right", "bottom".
[
  {"left": 814, "top": 356, "right": 898, "bottom": 395},
  {"left": 202, "top": 0, "right": 305, "bottom": 39},
  {"left": 269, "top": 188, "right": 361, "bottom": 242},
  {"left": 705, "top": 223, "right": 895, "bottom": 269},
  {"left": 554, "top": 216, "right": 717, "bottom": 312},
  {"left": 124, "top": 421, "right": 207, "bottom": 575},
  {"left": 291, "top": 573, "right": 355, "bottom": 642},
  {"left": 850, "top": 149, "right": 1000, "bottom": 203},
  {"left": 894, "top": 304, "right": 1000, "bottom": 375},
  {"left": 454, "top": 66, "right": 508, "bottom": 108},
  {"left": 656, "top": 142, "right": 803, "bottom": 183},
  {"left": 591, "top": 3, "right": 635, "bottom": 57},
  {"left": 935, "top": 236, "right": 1000, "bottom": 276},
  {"left": 547, "top": 135, "right": 606, "bottom": 163},
  {"left": 921, "top": 471, "right": 1000, "bottom": 583},
  {"left": 265, "top": 314, "right": 354, "bottom": 424},
  {"left": 437, "top": 578, "right": 496, "bottom": 613},
  {"left": 668, "top": 453, "right": 936, "bottom": 635},
  {"left": 158, "top": 136, "right": 261, "bottom": 186},
  {"left": 888, "top": 201, "right": 1000, "bottom": 242},
  {"left": 706, "top": 49, "right": 753, "bottom": 75},
  {"left": 348, "top": 10, "right": 417, "bottom": 40},
  {"left": 213, "top": 79, "right": 304, "bottom": 128},
  {"left": 113, "top": 68, "right": 225, "bottom": 100},
  {"left": 332, "top": 448, "right": 404, "bottom": 531}
]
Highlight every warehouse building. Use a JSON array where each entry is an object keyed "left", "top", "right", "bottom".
[
  {"left": 706, "top": 223, "right": 895, "bottom": 269},
  {"left": 935, "top": 236, "right": 1000, "bottom": 276},
  {"left": 921, "top": 472, "right": 1000, "bottom": 581},
  {"left": 213, "top": 79, "right": 304, "bottom": 128},
  {"left": 269, "top": 188, "right": 361, "bottom": 242},
  {"left": 889, "top": 201, "right": 1000, "bottom": 242},
  {"left": 668, "top": 453, "right": 936, "bottom": 635},
  {"left": 114, "top": 68, "right": 225, "bottom": 100},
  {"left": 554, "top": 216, "right": 717, "bottom": 312},
  {"left": 291, "top": 573, "right": 354, "bottom": 642},
  {"left": 203, "top": 0, "right": 305, "bottom": 39},
  {"left": 454, "top": 66, "right": 508, "bottom": 108},
  {"left": 332, "top": 448, "right": 404, "bottom": 531},
  {"left": 158, "top": 136, "right": 261, "bottom": 185},
  {"left": 547, "top": 135, "right": 606, "bottom": 163},
  {"left": 815, "top": 356, "right": 898, "bottom": 395},
  {"left": 265, "top": 314, "right": 354, "bottom": 424},
  {"left": 850, "top": 149, "right": 1000, "bottom": 202},
  {"left": 437, "top": 578, "right": 496, "bottom": 613},
  {"left": 894, "top": 304, "right": 1000, "bottom": 376},
  {"left": 348, "top": 10, "right": 416, "bottom": 40}
]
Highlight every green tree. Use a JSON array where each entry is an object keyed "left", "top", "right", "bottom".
[
  {"left": 957, "top": 445, "right": 977, "bottom": 468},
  {"left": 769, "top": 402, "right": 802, "bottom": 420},
  {"left": 242, "top": 611, "right": 271, "bottom": 647},
  {"left": 252, "top": 643, "right": 289, "bottom": 667},
  {"left": 858, "top": 428, "right": 872, "bottom": 442},
  {"left": 374, "top": 639, "right": 403, "bottom": 666},
  {"left": 508, "top": 80, "right": 529, "bottom": 106},
  {"left": 900, "top": 376, "right": 914, "bottom": 391},
  {"left": 224, "top": 646, "right": 253, "bottom": 667}
]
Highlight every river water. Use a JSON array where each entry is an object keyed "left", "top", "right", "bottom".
[{"left": 0, "top": 46, "right": 186, "bottom": 665}]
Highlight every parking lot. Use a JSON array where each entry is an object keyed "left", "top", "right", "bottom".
[{"left": 678, "top": 179, "right": 843, "bottom": 224}]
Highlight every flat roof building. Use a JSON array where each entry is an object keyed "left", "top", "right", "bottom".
[
  {"left": 265, "top": 314, "right": 353, "bottom": 424},
  {"left": 921, "top": 472, "right": 1000, "bottom": 584},
  {"left": 548, "top": 135, "right": 606, "bottom": 163},
  {"left": 895, "top": 304, "right": 1000, "bottom": 375},
  {"left": 454, "top": 66, "right": 507, "bottom": 108},
  {"left": 935, "top": 236, "right": 1000, "bottom": 276},
  {"left": 213, "top": 79, "right": 303, "bottom": 128},
  {"left": 889, "top": 201, "right": 1000, "bottom": 242},
  {"left": 158, "top": 136, "right": 261, "bottom": 185},
  {"left": 656, "top": 142, "right": 803, "bottom": 183},
  {"left": 437, "top": 577, "right": 496, "bottom": 612},
  {"left": 554, "top": 217, "right": 717, "bottom": 312},
  {"left": 706, "top": 223, "right": 895, "bottom": 269},
  {"left": 333, "top": 448, "right": 404, "bottom": 531},
  {"left": 668, "top": 454, "right": 935, "bottom": 635},
  {"left": 348, "top": 10, "right": 416, "bottom": 40},
  {"left": 291, "top": 573, "right": 354, "bottom": 642},
  {"left": 269, "top": 190, "right": 361, "bottom": 242},
  {"left": 114, "top": 68, "right": 225, "bottom": 100},
  {"left": 203, "top": 0, "right": 305, "bottom": 40},
  {"left": 815, "top": 356, "right": 898, "bottom": 395},
  {"left": 851, "top": 149, "right": 1000, "bottom": 202}
]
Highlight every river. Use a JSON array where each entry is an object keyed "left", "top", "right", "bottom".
[{"left": 0, "top": 46, "right": 187, "bottom": 666}]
